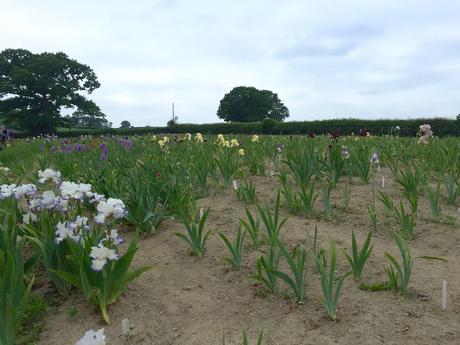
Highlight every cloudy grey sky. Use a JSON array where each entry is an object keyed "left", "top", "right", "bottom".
[{"left": 1, "top": 0, "right": 459, "bottom": 126}]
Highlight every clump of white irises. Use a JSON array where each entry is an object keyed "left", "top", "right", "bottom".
[
  {"left": 0, "top": 183, "right": 36, "bottom": 200},
  {"left": 60, "top": 181, "right": 93, "bottom": 200},
  {"left": 87, "top": 227, "right": 123, "bottom": 271},
  {"left": 341, "top": 146, "right": 350, "bottom": 160},
  {"left": 95, "top": 198, "right": 126, "bottom": 224},
  {"left": 90, "top": 243, "right": 119, "bottom": 271},
  {"left": 370, "top": 152, "right": 380, "bottom": 165},
  {"left": 0, "top": 168, "right": 127, "bottom": 272},
  {"left": 38, "top": 168, "right": 61, "bottom": 184},
  {"left": 55, "top": 216, "right": 90, "bottom": 244},
  {"left": 418, "top": 124, "right": 433, "bottom": 144},
  {"left": 0, "top": 184, "right": 16, "bottom": 199},
  {"left": 75, "top": 328, "right": 106, "bottom": 345}
]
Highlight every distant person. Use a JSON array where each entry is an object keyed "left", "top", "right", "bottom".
[{"left": 0, "top": 129, "right": 8, "bottom": 150}]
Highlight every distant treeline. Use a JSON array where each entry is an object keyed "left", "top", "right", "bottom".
[{"left": 15, "top": 117, "right": 460, "bottom": 138}]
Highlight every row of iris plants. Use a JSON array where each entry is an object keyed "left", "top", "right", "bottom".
[{"left": 0, "top": 127, "right": 457, "bottom": 343}]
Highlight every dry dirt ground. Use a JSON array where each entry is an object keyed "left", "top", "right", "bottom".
[{"left": 38, "top": 168, "right": 460, "bottom": 345}]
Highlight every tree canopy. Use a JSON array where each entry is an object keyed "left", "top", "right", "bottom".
[
  {"left": 217, "top": 86, "right": 289, "bottom": 122},
  {"left": 0, "top": 48, "right": 104, "bottom": 133},
  {"left": 63, "top": 109, "right": 111, "bottom": 129},
  {"left": 120, "top": 120, "right": 131, "bottom": 128}
]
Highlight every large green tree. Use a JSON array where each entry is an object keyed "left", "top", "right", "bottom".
[
  {"left": 217, "top": 86, "right": 289, "bottom": 122},
  {"left": 0, "top": 49, "right": 103, "bottom": 133},
  {"left": 120, "top": 120, "right": 131, "bottom": 128},
  {"left": 63, "top": 109, "right": 110, "bottom": 129}
]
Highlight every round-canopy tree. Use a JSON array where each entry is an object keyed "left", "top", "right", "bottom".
[
  {"left": 63, "top": 109, "right": 109, "bottom": 129},
  {"left": 0, "top": 48, "right": 104, "bottom": 134},
  {"left": 120, "top": 120, "right": 132, "bottom": 128},
  {"left": 217, "top": 86, "right": 289, "bottom": 122}
]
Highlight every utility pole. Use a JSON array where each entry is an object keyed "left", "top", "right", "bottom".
[{"left": 172, "top": 102, "right": 175, "bottom": 124}]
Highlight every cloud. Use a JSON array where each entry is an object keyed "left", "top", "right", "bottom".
[
  {"left": 276, "top": 24, "right": 381, "bottom": 59},
  {"left": 1, "top": 0, "right": 460, "bottom": 126}
]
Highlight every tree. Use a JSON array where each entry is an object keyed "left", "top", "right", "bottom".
[
  {"left": 0, "top": 49, "right": 102, "bottom": 133},
  {"left": 167, "top": 117, "right": 178, "bottom": 127},
  {"left": 120, "top": 120, "right": 131, "bottom": 128},
  {"left": 217, "top": 86, "right": 289, "bottom": 122},
  {"left": 63, "top": 109, "right": 109, "bottom": 129}
]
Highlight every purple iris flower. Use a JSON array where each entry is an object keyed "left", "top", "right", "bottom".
[
  {"left": 331, "top": 128, "right": 340, "bottom": 141},
  {"left": 99, "top": 143, "right": 109, "bottom": 160},
  {"left": 359, "top": 128, "right": 368, "bottom": 136},
  {"left": 73, "top": 143, "right": 84, "bottom": 152},
  {"left": 118, "top": 138, "right": 134, "bottom": 150}
]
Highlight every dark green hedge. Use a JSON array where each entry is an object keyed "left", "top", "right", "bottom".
[
  {"left": 271, "top": 118, "right": 459, "bottom": 136},
  {"left": 16, "top": 117, "right": 459, "bottom": 138}
]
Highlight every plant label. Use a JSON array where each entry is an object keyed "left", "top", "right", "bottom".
[
  {"left": 121, "top": 319, "right": 130, "bottom": 337},
  {"left": 441, "top": 279, "right": 448, "bottom": 310}
]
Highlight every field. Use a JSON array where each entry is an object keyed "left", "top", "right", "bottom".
[{"left": 0, "top": 130, "right": 459, "bottom": 345}]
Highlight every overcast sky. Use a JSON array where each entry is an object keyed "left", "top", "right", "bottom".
[{"left": 1, "top": 0, "right": 459, "bottom": 126}]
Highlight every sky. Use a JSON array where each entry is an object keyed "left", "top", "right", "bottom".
[{"left": 1, "top": 0, "right": 460, "bottom": 127}]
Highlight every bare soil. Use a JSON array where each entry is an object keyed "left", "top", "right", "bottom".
[{"left": 38, "top": 168, "right": 460, "bottom": 345}]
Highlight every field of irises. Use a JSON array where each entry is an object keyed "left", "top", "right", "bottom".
[{"left": 0, "top": 125, "right": 459, "bottom": 345}]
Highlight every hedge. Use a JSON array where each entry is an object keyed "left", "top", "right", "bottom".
[{"left": 14, "top": 117, "right": 460, "bottom": 138}]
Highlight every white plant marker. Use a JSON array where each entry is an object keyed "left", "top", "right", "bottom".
[
  {"left": 199, "top": 208, "right": 204, "bottom": 220},
  {"left": 382, "top": 176, "right": 385, "bottom": 188},
  {"left": 441, "top": 278, "right": 448, "bottom": 310},
  {"left": 233, "top": 180, "right": 238, "bottom": 191},
  {"left": 121, "top": 319, "right": 130, "bottom": 337},
  {"left": 270, "top": 161, "right": 274, "bottom": 178},
  {"left": 377, "top": 164, "right": 381, "bottom": 173}
]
